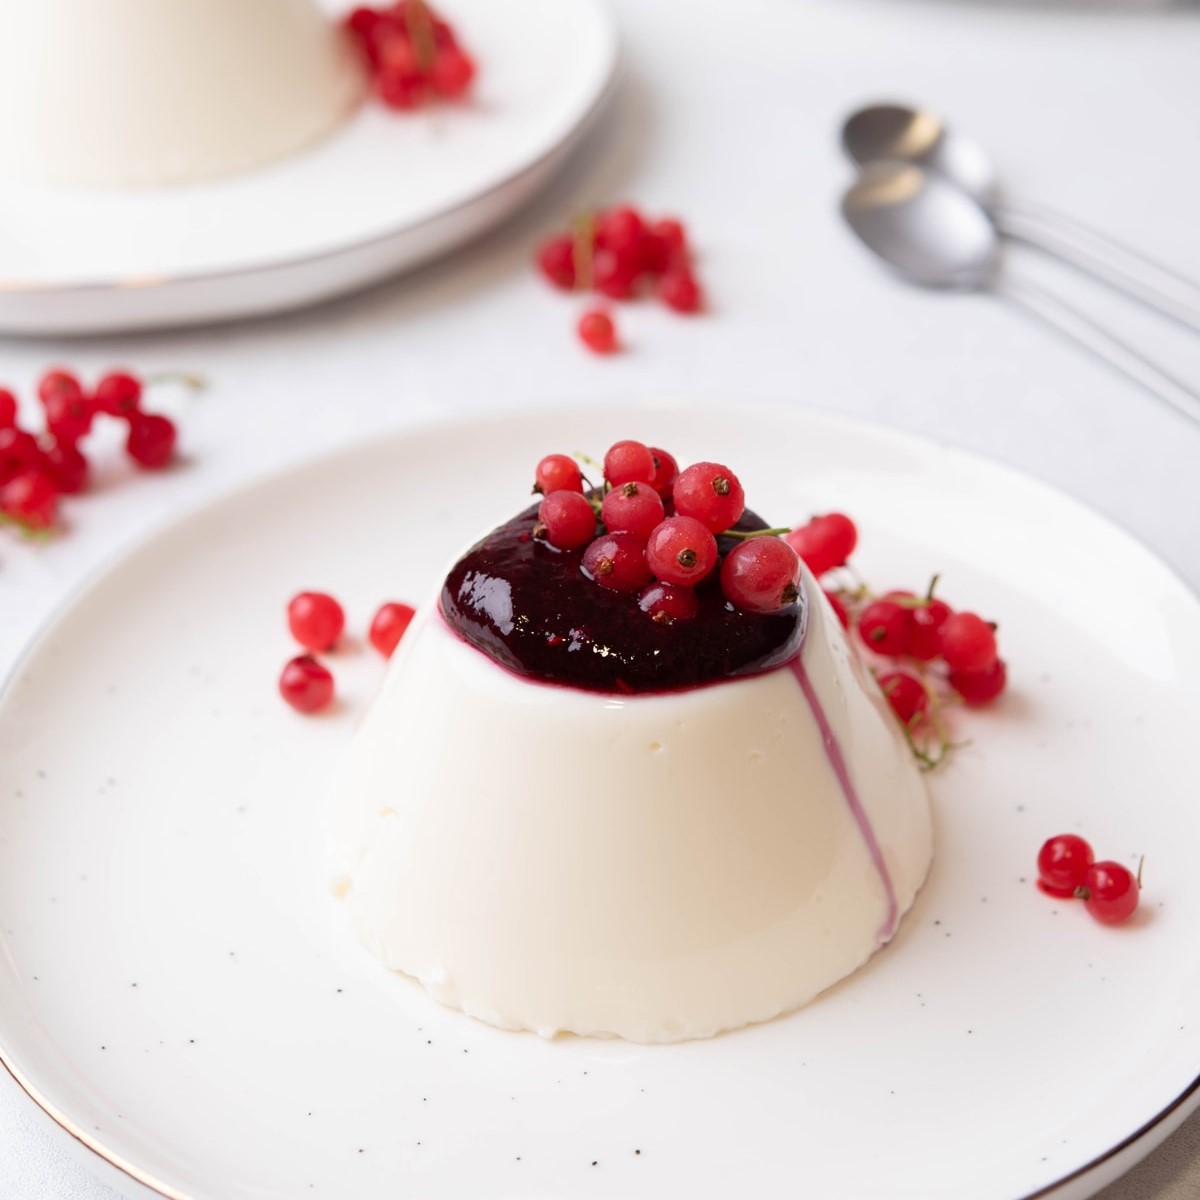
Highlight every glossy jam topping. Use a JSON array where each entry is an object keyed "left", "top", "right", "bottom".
[{"left": 440, "top": 502, "right": 805, "bottom": 693}]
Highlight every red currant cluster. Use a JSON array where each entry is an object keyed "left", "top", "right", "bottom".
[
  {"left": 535, "top": 205, "right": 704, "bottom": 354},
  {"left": 534, "top": 440, "right": 800, "bottom": 618},
  {"left": 0, "top": 368, "right": 186, "bottom": 535},
  {"left": 279, "top": 591, "right": 416, "bottom": 714},
  {"left": 783, "top": 514, "right": 1007, "bottom": 765},
  {"left": 1037, "top": 834, "right": 1141, "bottom": 925},
  {"left": 344, "top": 1, "right": 475, "bottom": 110}
]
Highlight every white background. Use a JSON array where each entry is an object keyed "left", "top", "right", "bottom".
[{"left": 1, "top": 0, "right": 1199, "bottom": 1196}]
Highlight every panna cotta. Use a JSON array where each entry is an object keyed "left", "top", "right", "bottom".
[
  {"left": 335, "top": 491, "right": 933, "bottom": 1043},
  {"left": 0, "top": 0, "right": 361, "bottom": 188}
]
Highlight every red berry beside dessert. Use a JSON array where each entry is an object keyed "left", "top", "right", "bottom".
[
  {"left": 331, "top": 439, "right": 936, "bottom": 1043},
  {"left": 344, "top": 1, "right": 476, "bottom": 110},
  {"left": 0, "top": 367, "right": 196, "bottom": 536},
  {"left": 1037, "top": 834, "right": 1141, "bottom": 925}
]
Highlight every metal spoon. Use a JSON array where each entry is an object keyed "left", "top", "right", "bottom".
[
  {"left": 841, "top": 161, "right": 1200, "bottom": 426},
  {"left": 842, "top": 103, "right": 1200, "bottom": 333}
]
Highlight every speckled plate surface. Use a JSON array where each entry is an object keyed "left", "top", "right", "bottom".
[{"left": 2, "top": 405, "right": 1200, "bottom": 1200}]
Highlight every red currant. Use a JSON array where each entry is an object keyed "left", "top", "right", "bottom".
[
  {"left": 857, "top": 599, "right": 911, "bottom": 656},
  {"left": 720, "top": 537, "right": 802, "bottom": 613},
  {"left": 37, "top": 369, "right": 82, "bottom": 409},
  {"left": 369, "top": 601, "right": 416, "bottom": 657},
  {"left": 648, "top": 217, "right": 687, "bottom": 264},
  {"left": 1079, "top": 861, "right": 1140, "bottom": 925},
  {"left": 593, "top": 249, "right": 639, "bottom": 300},
  {"left": 44, "top": 391, "right": 93, "bottom": 444},
  {"left": 1037, "top": 834, "right": 1094, "bottom": 898},
  {"left": 647, "top": 447, "right": 678, "bottom": 497},
  {"left": 603, "top": 440, "right": 656, "bottom": 486},
  {"left": 287, "top": 591, "right": 346, "bottom": 652},
  {"left": 0, "top": 427, "right": 39, "bottom": 483},
  {"left": 658, "top": 268, "right": 703, "bottom": 314},
  {"left": 1, "top": 470, "right": 59, "bottom": 530},
  {"left": 824, "top": 589, "right": 851, "bottom": 629},
  {"left": 594, "top": 205, "right": 646, "bottom": 261},
  {"left": 581, "top": 532, "right": 652, "bottom": 593},
  {"left": 784, "top": 513, "right": 857, "bottom": 577},
  {"left": 42, "top": 440, "right": 89, "bottom": 494},
  {"left": 533, "top": 453, "right": 583, "bottom": 495},
  {"left": 601, "top": 481, "right": 665, "bottom": 539},
  {"left": 877, "top": 671, "right": 929, "bottom": 726},
  {"left": 536, "top": 236, "right": 576, "bottom": 291},
  {"left": 939, "top": 612, "right": 998, "bottom": 673},
  {"left": 279, "top": 655, "right": 335, "bottom": 714},
  {"left": 125, "top": 413, "right": 177, "bottom": 470},
  {"left": 0, "top": 388, "right": 16, "bottom": 429},
  {"left": 92, "top": 371, "right": 143, "bottom": 417},
  {"left": 430, "top": 45, "right": 475, "bottom": 98},
  {"left": 637, "top": 581, "right": 699, "bottom": 625},
  {"left": 672, "top": 461, "right": 744, "bottom": 533},
  {"left": 538, "top": 489, "right": 596, "bottom": 549},
  {"left": 949, "top": 658, "right": 1007, "bottom": 706},
  {"left": 906, "top": 597, "right": 953, "bottom": 661},
  {"left": 578, "top": 308, "right": 618, "bottom": 355},
  {"left": 645, "top": 516, "right": 718, "bottom": 586}
]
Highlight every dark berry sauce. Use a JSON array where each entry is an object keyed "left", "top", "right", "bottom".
[{"left": 440, "top": 503, "right": 804, "bottom": 694}]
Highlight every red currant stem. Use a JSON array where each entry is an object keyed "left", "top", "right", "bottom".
[
  {"left": 718, "top": 526, "right": 791, "bottom": 540},
  {"left": 586, "top": 495, "right": 604, "bottom": 518},
  {"left": 0, "top": 512, "right": 55, "bottom": 541},
  {"left": 405, "top": 0, "right": 437, "bottom": 72},
  {"left": 572, "top": 450, "right": 602, "bottom": 473},
  {"left": 144, "top": 370, "right": 207, "bottom": 392},
  {"left": 572, "top": 213, "right": 595, "bottom": 293},
  {"left": 926, "top": 573, "right": 941, "bottom": 602},
  {"left": 1137, "top": 856, "right": 1145, "bottom": 889},
  {"left": 1073, "top": 884, "right": 1090, "bottom": 900}
]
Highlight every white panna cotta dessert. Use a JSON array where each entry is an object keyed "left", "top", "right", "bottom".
[
  {"left": 335, "top": 460, "right": 933, "bottom": 1043},
  {"left": 0, "top": 0, "right": 361, "bottom": 188}
]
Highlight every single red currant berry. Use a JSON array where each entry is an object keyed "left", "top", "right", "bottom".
[
  {"left": 637, "top": 581, "right": 699, "bottom": 625},
  {"left": 645, "top": 516, "right": 719, "bottom": 586},
  {"left": 658, "top": 268, "right": 703, "bottom": 314},
  {"left": 533, "top": 453, "right": 583, "bottom": 495},
  {"left": 279, "top": 655, "right": 335, "bottom": 714},
  {"left": 536, "top": 236, "right": 576, "bottom": 291},
  {"left": 430, "top": 45, "right": 475, "bottom": 98},
  {"left": 594, "top": 204, "right": 646, "bottom": 260},
  {"left": 949, "top": 658, "right": 1008, "bottom": 706},
  {"left": 0, "top": 388, "right": 16, "bottom": 429},
  {"left": 1, "top": 470, "right": 59, "bottom": 530},
  {"left": 37, "top": 369, "right": 82, "bottom": 408},
  {"left": 369, "top": 601, "right": 416, "bottom": 657},
  {"left": 581, "top": 531, "right": 652, "bottom": 593},
  {"left": 783, "top": 512, "right": 858, "bottom": 577},
  {"left": 720, "top": 538, "right": 802, "bottom": 613},
  {"left": 92, "top": 371, "right": 143, "bottom": 417},
  {"left": 939, "top": 611, "right": 998, "bottom": 673},
  {"left": 0, "top": 427, "right": 40, "bottom": 482},
  {"left": 603, "top": 439, "right": 656, "bottom": 486},
  {"left": 601, "top": 481, "right": 665, "bottom": 539},
  {"left": 857, "top": 599, "right": 912, "bottom": 656},
  {"left": 877, "top": 671, "right": 929, "bottom": 726},
  {"left": 43, "top": 391, "right": 93, "bottom": 444},
  {"left": 537, "top": 489, "right": 596, "bottom": 549},
  {"left": 593, "top": 249, "right": 639, "bottom": 300},
  {"left": 377, "top": 40, "right": 426, "bottom": 109},
  {"left": 907, "top": 597, "right": 953, "bottom": 661},
  {"left": 673, "top": 461, "right": 745, "bottom": 533},
  {"left": 287, "top": 591, "right": 346, "bottom": 652},
  {"left": 1037, "top": 834, "right": 1094, "bottom": 898},
  {"left": 647, "top": 447, "right": 678, "bottom": 496},
  {"left": 1078, "top": 861, "right": 1140, "bottom": 925},
  {"left": 42, "top": 440, "right": 89, "bottom": 494},
  {"left": 125, "top": 413, "right": 177, "bottom": 470},
  {"left": 578, "top": 308, "right": 618, "bottom": 355},
  {"left": 824, "top": 589, "right": 851, "bottom": 629}
]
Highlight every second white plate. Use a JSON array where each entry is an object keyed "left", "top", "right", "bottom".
[
  {"left": 0, "top": 0, "right": 617, "bottom": 335},
  {"left": 2, "top": 405, "right": 1200, "bottom": 1200}
]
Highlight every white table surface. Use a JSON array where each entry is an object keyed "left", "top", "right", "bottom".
[{"left": 1, "top": 0, "right": 1198, "bottom": 1196}]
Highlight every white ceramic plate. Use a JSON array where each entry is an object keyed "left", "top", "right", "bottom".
[
  {"left": 2, "top": 405, "right": 1199, "bottom": 1200},
  {"left": 0, "top": 0, "right": 616, "bottom": 336}
]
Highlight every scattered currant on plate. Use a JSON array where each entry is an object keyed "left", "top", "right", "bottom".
[
  {"left": 344, "top": 1, "right": 476, "bottom": 110},
  {"left": 0, "top": 367, "right": 198, "bottom": 537},
  {"left": 1036, "top": 834, "right": 1141, "bottom": 925},
  {"left": 278, "top": 593, "right": 418, "bottom": 714},
  {"left": 535, "top": 204, "right": 705, "bottom": 353}
]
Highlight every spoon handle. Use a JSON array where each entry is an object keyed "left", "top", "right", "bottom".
[
  {"left": 999, "top": 278, "right": 1200, "bottom": 427},
  {"left": 995, "top": 200, "right": 1200, "bottom": 335}
]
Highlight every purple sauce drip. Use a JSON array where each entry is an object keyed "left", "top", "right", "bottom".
[
  {"left": 788, "top": 651, "right": 900, "bottom": 943},
  {"left": 440, "top": 502, "right": 804, "bottom": 694}
]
